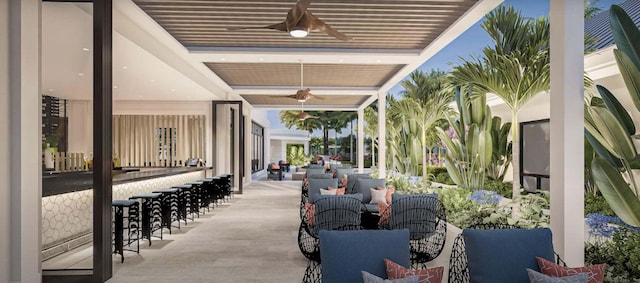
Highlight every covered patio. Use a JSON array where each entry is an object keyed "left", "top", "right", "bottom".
[{"left": 1, "top": 0, "right": 589, "bottom": 282}]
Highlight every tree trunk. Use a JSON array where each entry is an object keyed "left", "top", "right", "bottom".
[
  {"left": 512, "top": 109, "right": 521, "bottom": 199},
  {"left": 422, "top": 131, "right": 427, "bottom": 178},
  {"left": 323, "top": 128, "right": 329, "bottom": 155},
  {"left": 372, "top": 140, "right": 376, "bottom": 167}
]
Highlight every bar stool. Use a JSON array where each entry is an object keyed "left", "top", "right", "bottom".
[
  {"left": 152, "top": 188, "right": 180, "bottom": 234},
  {"left": 198, "top": 179, "right": 215, "bottom": 211},
  {"left": 129, "top": 192, "right": 163, "bottom": 245},
  {"left": 112, "top": 200, "right": 140, "bottom": 263},
  {"left": 172, "top": 184, "right": 194, "bottom": 224},
  {"left": 187, "top": 181, "right": 205, "bottom": 215}
]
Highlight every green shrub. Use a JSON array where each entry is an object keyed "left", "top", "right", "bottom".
[
  {"left": 586, "top": 228, "right": 640, "bottom": 281},
  {"left": 585, "top": 194, "right": 615, "bottom": 216},
  {"left": 483, "top": 179, "right": 513, "bottom": 198}
]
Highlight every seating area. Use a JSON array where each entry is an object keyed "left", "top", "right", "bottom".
[{"left": 110, "top": 173, "right": 234, "bottom": 262}]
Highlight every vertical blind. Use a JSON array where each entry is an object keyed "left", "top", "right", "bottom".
[{"left": 113, "top": 115, "right": 206, "bottom": 167}]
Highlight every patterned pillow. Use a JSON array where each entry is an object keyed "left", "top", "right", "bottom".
[
  {"left": 376, "top": 186, "right": 395, "bottom": 204},
  {"left": 385, "top": 259, "right": 443, "bottom": 283},
  {"left": 527, "top": 268, "right": 588, "bottom": 283},
  {"left": 371, "top": 187, "right": 388, "bottom": 204},
  {"left": 362, "top": 270, "right": 419, "bottom": 283},
  {"left": 272, "top": 163, "right": 280, "bottom": 169},
  {"left": 378, "top": 203, "right": 391, "bottom": 225},
  {"left": 327, "top": 186, "right": 345, "bottom": 195},
  {"left": 304, "top": 202, "right": 315, "bottom": 226},
  {"left": 537, "top": 257, "right": 606, "bottom": 283}
]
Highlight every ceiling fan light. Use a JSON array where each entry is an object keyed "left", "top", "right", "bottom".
[
  {"left": 290, "top": 27, "right": 308, "bottom": 38},
  {"left": 297, "top": 98, "right": 307, "bottom": 103}
]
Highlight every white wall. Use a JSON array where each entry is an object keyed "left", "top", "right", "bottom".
[
  {"left": 5, "top": 0, "right": 42, "bottom": 282},
  {"left": 271, "top": 140, "right": 284, "bottom": 163},
  {"left": 67, "top": 100, "right": 92, "bottom": 156},
  {"left": 252, "top": 109, "right": 271, "bottom": 172}
]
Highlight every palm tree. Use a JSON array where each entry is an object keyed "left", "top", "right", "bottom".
[
  {"left": 280, "top": 110, "right": 349, "bottom": 155},
  {"left": 363, "top": 105, "right": 378, "bottom": 167},
  {"left": 450, "top": 5, "right": 550, "bottom": 198},
  {"left": 397, "top": 70, "right": 454, "bottom": 177}
]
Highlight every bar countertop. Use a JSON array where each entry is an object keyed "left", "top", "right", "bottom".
[{"left": 42, "top": 167, "right": 211, "bottom": 197}]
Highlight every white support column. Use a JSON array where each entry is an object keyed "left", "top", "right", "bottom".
[
  {"left": 5, "top": 0, "right": 42, "bottom": 282},
  {"left": 550, "top": 0, "right": 584, "bottom": 266},
  {"left": 357, "top": 108, "right": 365, "bottom": 173},
  {"left": 304, "top": 141, "right": 309, "bottom": 155},
  {"left": 377, "top": 93, "right": 386, "bottom": 178}
]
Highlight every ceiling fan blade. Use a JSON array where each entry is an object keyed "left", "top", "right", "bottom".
[
  {"left": 269, "top": 94, "right": 298, "bottom": 99},
  {"left": 227, "top": 22, "right": 287, "bottom": 32},
  {"left": 308, "top": 13, "right": 353, "bottom": 41},
  {"left": 286, "top": 0, "right": 313, "bottom": 31}
]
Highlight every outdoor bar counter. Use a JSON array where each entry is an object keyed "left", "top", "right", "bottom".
[{"left": 42, "top": 167, "right": 212, "bottom": 260}]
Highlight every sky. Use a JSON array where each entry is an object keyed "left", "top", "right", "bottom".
[{"left": 266, "top": 0, "right": 625, "bottom": 135}]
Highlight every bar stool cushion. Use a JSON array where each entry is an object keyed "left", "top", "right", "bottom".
[{"left": 113, "top": 199, "right": 138, "bottom": 207}]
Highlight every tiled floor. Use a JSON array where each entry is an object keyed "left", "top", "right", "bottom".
[{"left": 103, "top": 180, "right": 307, "bottom": 283}]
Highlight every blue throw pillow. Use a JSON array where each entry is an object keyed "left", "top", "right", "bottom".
[
  {"left": 526, "top": 269, "right": 588, "bottom": 283},
  {"left": 463, "top": 228, "right": 555, "bottom": 283}
]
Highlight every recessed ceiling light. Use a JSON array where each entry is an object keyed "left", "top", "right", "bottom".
[
  {"left": 78, "top": 73, "right": 84, "bottom": 76},
  {"left": 220, "top": 58, "right": 226, "bottom": 61},
  {"left": 48, "top": 89, "right": 54, "bottom": 92},
  {"left": 150, "top": 79, "right": 155, "bottom": 83},
  {"left": 171, "top": 89, "right": 176, "bottom": 92},
  {"left": 113, "top": 85, "right": 118, "bottom": 89},
  {"left": 259, "top": 58, "right": 264, "bottom": 61},
  {"left": 376, "top": 59, "right": 381, "bottom": 63},
  {"left": 82, "top": 48, "right": 89, "bottom": 51},
  {"left": 122, "top": 66, "right": 128, "bottom": 69}
]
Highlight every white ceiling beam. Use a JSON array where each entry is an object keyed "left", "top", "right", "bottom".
[
  {"left": 378, "top": 0, "right": 504, "bottom": 93},
  {"left": 251, "top": 105, "right": 359, "bottom": 111},
  {"left": 232, "top": 87, "right": 378, "bottom": 96},
  {"left": 189, "top": 47, "right": 419, "bottom": 65},
  {"left": 358, "top": 95, "right": 379, "bottom": 110}
]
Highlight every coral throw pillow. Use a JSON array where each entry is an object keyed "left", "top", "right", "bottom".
[
  {"left": 537, "top": 257, "right": 606, "bottom": 283},
  {"left": 272, "top": 163, "right": 280, "bottom": 170},
  {"left": 385, "top": 259, "right": 444, "bottom": 283},
  {"left": 304, "top": 202, "right": 315, "bottom": 226},
  {"left": 327, "top": 186, "right": 345, "bottom": 195},
  {"left": 377, "top": 186, "right": 395, "bottom": 204},
  {"left": 378, "top": 203, "right": 391, "bottom": 225}
]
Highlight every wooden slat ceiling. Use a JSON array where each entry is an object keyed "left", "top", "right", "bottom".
[
  {"left": 205, "top": 63, "right": 404, "bottom": 87},
  {"left": 133, "top": 0, "right": 479, "bottom": 49},
  {"left": 241, "top": 94, "right": 368, "bottom": 106}
]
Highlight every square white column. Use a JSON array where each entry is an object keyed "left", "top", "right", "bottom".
[
  {"left": 550, "top": 0, "right": 584, "bottom": 266},
  {"left": 377, "top": 93, "right": 386, "bottom": 178},
  {"left": 357, "top": 108, "right": 365, "bottom": 173}
]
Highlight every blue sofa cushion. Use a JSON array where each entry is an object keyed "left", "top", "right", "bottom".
[
  {"left": 356, "top": 178, "right": 386, "bottom": 203},
  {"left": 308, "top": 178, "right": 339, "bottom": 203},
  {"left": 364, "top": 203, "right": 379, "bottom": 213},
  {"left": 306, "top": 168, "right": 327, "bottom": 178},
  {"left": 463, "top": 228, "right": 555, "bottom": 283},
  {"left": 347, "top": 174, "right": 372, "bottom": 194},
  {"left": 320, "top": 229, "right": 410, "bottom": 283}
]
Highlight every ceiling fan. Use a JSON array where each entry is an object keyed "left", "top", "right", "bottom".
[
  {"left": 274, "top": 60, "right": 325, "bottom": 102},
  {"left": 227, "top": 0, "right": 353, "bottom": 41}
]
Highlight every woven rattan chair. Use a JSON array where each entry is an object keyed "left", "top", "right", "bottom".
[
  {"left": 447, "top": 223, "right": 566, "bottom": 283},
  {"left": 378, "top": 194, "right": 446, "bottom": 268},
  {"left": 298, "top": 194, "right": 364, "bottom": 283}
]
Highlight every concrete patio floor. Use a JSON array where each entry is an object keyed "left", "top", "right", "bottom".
[{"left": 107, "top": 180, "right": 307, "bottom": 283}]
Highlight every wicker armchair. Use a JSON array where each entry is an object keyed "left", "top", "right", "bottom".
[
  {"left": 378, "top": 194, "right": 447, "bottom": 268},
  {"left": 448, "top": 223, "right": 566, "bottom": 283},
  {"left": 298, "top": 194, "right": 364, "bottom": 283},
  {"left": 345, "top": 173, "right": 371, "bottom": 194},
  {"left": 299, "top": 178, "right": 338, "bottom": 220}
]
